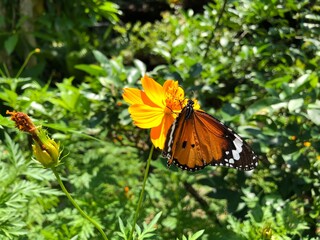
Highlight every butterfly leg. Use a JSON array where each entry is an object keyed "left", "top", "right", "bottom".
[{"left": 167, "top": 157, "right": 173, "bottom": 168}]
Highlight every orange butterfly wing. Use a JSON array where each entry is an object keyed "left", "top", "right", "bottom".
[{"left": 163, "top": 101, "right": 258, "bottom": 171}]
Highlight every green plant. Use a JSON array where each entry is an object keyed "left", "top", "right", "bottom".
[
  {"left": 0, "top": 133, "right": 61, "bottom": 239},
  {"left": 0, "top": 0, "right": 320, "bottom": 239},
  {"left": 117, "top": 212, "right": 162, "bottom": 240}
]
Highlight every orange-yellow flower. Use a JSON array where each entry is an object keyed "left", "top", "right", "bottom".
[{"left": 123, "top": 75, "right": 199, "bottom": 149}]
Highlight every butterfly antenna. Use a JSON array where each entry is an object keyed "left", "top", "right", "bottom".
[
  {"left": 166, "top": 105, "right": 173, "bottom": 112},
  {"left": 177, "top": 98, "right": 188, "bottom": 109}
]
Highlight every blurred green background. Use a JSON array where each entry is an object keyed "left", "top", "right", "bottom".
[{"left": 0, "top": 0, "right": 319, "bottom": 239}]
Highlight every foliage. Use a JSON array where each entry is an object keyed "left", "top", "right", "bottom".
[
  {"left": 0, "top": 133, "right": 61, "bottom": 238},
  {"left": 0, "top": 0, "right": 320, "bottom": 239},
  {"left": 0, "top": 0, "right": 120, "bottom": 80},
  {"left": 116, "top": 212, "right": 162, "bottom": 240}
]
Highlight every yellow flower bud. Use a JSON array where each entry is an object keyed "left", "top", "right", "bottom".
[
  {"left": 32, "top": 128, "right": 60, "bottom": 168},
  {"left": 7, "top": 110, "right": 61, "bottom": 168}
]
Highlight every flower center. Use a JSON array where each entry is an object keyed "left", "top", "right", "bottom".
[{"left": 164, "top": 81, "right": 185, "bottom": 112}]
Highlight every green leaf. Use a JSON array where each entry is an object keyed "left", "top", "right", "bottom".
[
  {"left": 75, "top": 64, "right": 106, "bottom": 76},
  {"left": 118, "top": 217, "right": 125, "bottom": 235},
  {"left": 0, "top": 114, "right": 15, "bottom": 129},
  {"left": 288, "top": 98, "right": 304, "bottom": 112},
  {"left": 265, "top": 75, "right": 292, "bottom": 88},
  {"left": 307, "top": 108, "right": 320, "bottom": 125},
  {"left": 133, "top": 59, "right": 146, "bottom": 76},
  {"left": 189, "top": 230, "right": 205, "bottom": 240},
  {"left": 292, "top": 73, "right": 311, "bottom": 93},
  {"left": 4, "top": 35, "right": 19, "bottom": 55},
  {"left": 0, "top": 88, "right": 18, "bottom": 106},
  {"left": 98, "top": 1, "right": 120, "bottom": 23},
  {"left": 92, "top": 50, "right": 109, "bottom": 64},
  {"left": 153, "top": 41, "right": 171, "bottom": 61},
  {"left": 99, "top": 1, "right": 120, "bottom": 14},
  {"left": 145, "top": 212, "right": 162, "bottom": 229},
  {"left": 127, "top": 68, "right": 140, "bottom": 84}
]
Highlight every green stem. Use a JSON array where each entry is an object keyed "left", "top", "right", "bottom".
[
  {"left": 15, "top": 48, "right": 40, "bottom": 78},
  {"left": 128, "top": 145, "right": 154, "bottom": 240},
  {"left": 51, "top": 167, "right": 108, "bottom": 240},
  {"left": 0, "top": 63, "right": 10, "bottom": 78},
  {"left": 203, "top": 0, "right": 228, "bottom": 59}
]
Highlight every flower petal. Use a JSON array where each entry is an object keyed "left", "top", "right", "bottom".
[
  {"left": 129, "top": 104, "right": 164, "bottom": 128},
  {"left": 141, "top": 75, "right": 165, "bottom": 108},
  {"left": 150, "top": 113, "right": 175, "bottom": 149},
  {"left": 123, "top": 88, "right": 144, "bottom": 105},
  {"left": 123, "top": 87, "right": 160, "bottom": 108}
]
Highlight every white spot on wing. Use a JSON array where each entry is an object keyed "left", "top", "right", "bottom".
[
  {"left": 229, "top": 136, "right": 243, "bottom": 161},
  {"left": 233, "top": 137, "right": 243, "bottom": 152},
  {"left": 232, "top": 150, "right": 240, "bottom": 160}
]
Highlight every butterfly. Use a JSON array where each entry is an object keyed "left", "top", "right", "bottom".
[{"left": 162, "top": 99, "right": 258, "bottom": 171}]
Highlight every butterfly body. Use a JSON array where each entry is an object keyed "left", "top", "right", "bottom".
[{"left": 163, "top": 100, "right": 258, "bottom": 171}]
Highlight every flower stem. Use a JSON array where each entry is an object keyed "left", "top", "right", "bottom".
[
  {"left": 203, "top": 0, "right": 228, "bottom": 59},
  {"left": 15, "top": 48, "right": 40, "bottom": 78},
  {"left": 51, "top": 167, "right": 108, "bottom": 240},
  {"left": 128, "top": 145, "right": 154, "bottom": 240}
]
